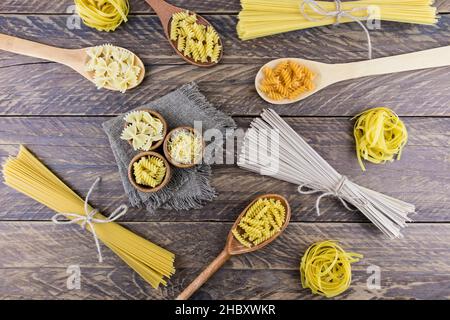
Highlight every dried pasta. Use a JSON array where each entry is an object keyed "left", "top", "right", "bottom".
[
  {"left": 170, "top": 11, "right": 222, "bottom": 63},
  {"left": 237, "top": 0, "right": 438, "bottom": 41},
  {"left": 232, "top": 198, "right": 286, "bottom": 248},
  {"left": 2, "top": 146, "right": 175, "bottom": 288},
  {"left": 133, "top": 156, "right": 167, "bottom": 188},
  {"left": 74, "top": 0, "right": 129, "bottom": 32},
  {"left": 353, "top": 107, "right": 408, "bottom": 171},
  {"left": 121, "top": 110, "right": 164, "bottom": 151},
  {"left": 259, "top": 60, "right": 315, "bottom": 101},
  {"left": 300, "top": 240, "right": 362, "bottom": 298},
  {"left": 167, "top": 129, "right": 202, "bottom": 165},
  {"left": 85, "top": 44, "right": 141, "bottom": 93}
]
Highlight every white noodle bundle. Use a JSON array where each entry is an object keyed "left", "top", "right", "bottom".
[{"left": 237, "top": 109, "right": 414, "bottom": 238}]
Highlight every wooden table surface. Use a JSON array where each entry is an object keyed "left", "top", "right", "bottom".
[{"left": 0, "top": 0, "right": 449, "bottom": 300}]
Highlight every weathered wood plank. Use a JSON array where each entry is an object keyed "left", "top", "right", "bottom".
[
  {"left": 1, "top": 15, "right": 448, "bottom": 66},
  {"left": 0, "top": 222, "right": 449, "bottom": 299},
  {"left": 0, "top": 116, "right": 448, "bottom": 222},
  {"left": 0, "top": 15, "right": 449, "bottom": 116},
  {"left": 0, "top": 0, "right": 238, "bottom": 14},
  {"left": 0, "top": 0, "right": 449, "bottom": 14}
]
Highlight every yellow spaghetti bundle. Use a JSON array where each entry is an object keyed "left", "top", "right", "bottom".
[
  {"left": 237, "top": 0, "right": 438, "bottom": 40},
  {"left": 300, "top": 240, "right": 362, "bottom": 298},
  {"left": 353, "top": 107, "right": 408, "bottom": 171},
  {"left": 232, "top": 198, "right": 286, "bottom": 248},
  {"left": 75, "top": 0, "right": 130, "bottom": 32},
  {"left": 259, "top": 60, "right": 315, "bottom": 101},
  {"left": 2, "top": 146, "right": 175, "bottom": 288}
]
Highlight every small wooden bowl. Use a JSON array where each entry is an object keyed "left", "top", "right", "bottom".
[
  {"left": 163, "top": 126, "right": 204, "bottom": 168},
  {"left": 128, "top": 151, "right": 172, "bottom": 193},
  {"left": 124, "top": 109, "right": 167, "bottom": 151}
]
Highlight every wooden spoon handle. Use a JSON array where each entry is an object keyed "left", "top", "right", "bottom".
[
  {"left": 336, "top": 46, "right": 450, "bottom": 81},
  {"left": 0, "top": 33, "right": 71, "bottom": 65},
  {"left": 145, "top": 0, "right": 180, "bottom": 34},
  {"left": 176, "top": 249, "right": 231, "bottom": 300}
]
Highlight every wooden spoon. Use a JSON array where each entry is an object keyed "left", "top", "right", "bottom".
[
  {"left": 256, "top": 46, "right": 450, "bottom": 105},
  {"left": 176, "top": 194, "right": 291, "bottom": 300},
  {"left": 0, "top": 33, "right": 145, "bottom": 91},
  {"left": 145, "top": 0, "right": 223, "bottom": 67}
]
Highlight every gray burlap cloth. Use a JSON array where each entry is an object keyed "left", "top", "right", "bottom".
[{"left": 102, "top": 82, "right": 236, "bottom": 212}]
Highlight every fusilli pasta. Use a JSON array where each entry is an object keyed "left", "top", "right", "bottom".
[
  {"left": 170, "top": 11, "right": 222, "bottom": 63},
  {"left": 133, "top": 156, "right": 167, "bottom": 188},
  {"left": 232, "top": 198, "right": 286, "bottom": 248},
  {"left": 259, "top": 60, "right": 315, "bottom": 101}
]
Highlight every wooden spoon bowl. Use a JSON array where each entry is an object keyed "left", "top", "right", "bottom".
[
  {"left": 145, "top": 0, "right": 223, "bottom": 67},
  {"left": 124, "top": 109, "right": 167, "bottom": 151},
  {"left": 163, "top": 126, "right": 204, "bottom": 168},
  {"left": 256, "top": 46, "right": 450, "bottom": 105},
  {"left": 0, "top": 33, "right": 145, "bottom": 92},
  {"left": 176, "top": 194, "right": 291, "bottom": 300},
  {"left": 128, "top": 151, "right": 172, "bottom": 193}
]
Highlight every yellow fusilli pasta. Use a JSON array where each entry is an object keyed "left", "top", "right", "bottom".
[
  {"left": 232, "top": 198, "right": 286, "bottom": 248},
  {"left": 170, "top": 11, "right": 222, "bottom": 63},
  {"left": 259, "top": 60, "right": 315, "bottom": 101},
  {"left": 133, "top": 156, "right": 167, "bottom": 188}
]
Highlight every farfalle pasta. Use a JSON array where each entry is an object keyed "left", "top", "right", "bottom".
[
  {"left": 259, "top": 60, "right": 315, "bottom": 101},
  {"left": 85, "top": 44, "right": 141, "bottom": 93},
  {"left": 120, "top": 110, "right": 164, "bottom": 151},
  {"left": 232, "top": 198, "right": 286, "bottom": 248},
  {"left": 170, "top": 11, "right": 222, "bottom": 63},
  {"left": 133, "top": 156, "right": 167, "bottom": 188},
  {"left": 167, "top": 129, "right": 202, "bottom": 165}
]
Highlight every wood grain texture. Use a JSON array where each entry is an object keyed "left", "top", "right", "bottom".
[
  {"left": 0, "top": 16, "right": 449, "bottom": 116},
  {"left": 0, "top": 116, "right": 448, "bottom": 222},
  {"left": 0, "top": 222, "right": 449, "bottom": 299},
  {"left": 0, "top": 0, "right": 449, "bottom": 14}
]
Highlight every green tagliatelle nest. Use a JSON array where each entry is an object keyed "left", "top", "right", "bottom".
[
  {"left": 353, "top": 107, "right": 408, "bottom": 171},
  {"left": 75, "top": 0, "right": 130, "bottom": 32}
]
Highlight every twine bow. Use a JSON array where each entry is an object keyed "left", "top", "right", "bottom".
[
  {"left": 298, "top": 175, "right": 357, "bottom": 215},
  {"left": 52, "top": 177, "right": 128, "bottom": 263},
  {"left": 300, "top": 0, "right": 372, "bottom": 59}
]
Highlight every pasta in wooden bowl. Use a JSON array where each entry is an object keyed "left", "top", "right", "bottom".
[
  {"left": 163, "top": 126, "right": 204, "bottom": 168},
  {"left": 121, "top": 109, "right": 167, "bottom": 152},
  {"left": 128, "top": 151, "right": 171, "bottom": 193}
]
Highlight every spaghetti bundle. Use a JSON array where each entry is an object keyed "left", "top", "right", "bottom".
[
  {"left": 237, "top": 0, "right": 438, "bottom": 40},
  {"left": 238, "top": 109, "right": 415, "bottom": 238},
  {"left": 75, "top": 0, "right": 130, "bottom": 32},
  {"left": 2, "top": 146, "right": 175, "bottom": 288},
  {"left": 353, "top": 107, "right": 408, "bottom": 171},
  {"left": 300, "top": 240, "right": 362, "bottom": 298}
]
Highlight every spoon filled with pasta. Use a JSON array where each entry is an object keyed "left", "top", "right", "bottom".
[
  {"left": 145, "top": 0, "right": 223, "bottom": 67},
  {"left": 176, "top": 194, "right": 291, "bottom": 300},
  {"left": 256, "top": 46, "right": 450, "bottom": 104},
  {"left": 0, "top": 33, "right": 145, "bottom": 93}
]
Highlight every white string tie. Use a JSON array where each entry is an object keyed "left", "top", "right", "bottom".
[
  {"left": 300, "top": 0, "right": 372, "bottom": 59},
  {"left": 52, "top": 177, "right": 128, "bottom": 263},
  {"left": 298, "top": 175, "right": 356, "bottom": 215}
]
